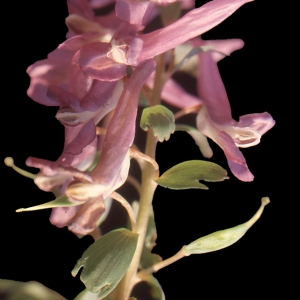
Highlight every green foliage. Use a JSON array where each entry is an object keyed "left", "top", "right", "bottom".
[
  {"left": 143, "top": 275, "right": 165, "bottom": 300},
  {"left": 72, "top": 228, "right": 139, "bottom": 298},
  {"left": 0, "top": 279, "right": 66, "bottom": 300},
  {"left": 184, "top": 198, "right": 270, "bottom": 255},
  {"left": 140, "top": 105, "right": 175, "bottom": 142},
  {"left": 155, "top": 160, "right": 228, "bottom": 190},
  {"left": 16, "top": 195, "right": 81, "bottom": 212}
]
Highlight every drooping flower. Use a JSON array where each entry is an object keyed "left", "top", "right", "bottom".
[
  {"left": 195, "top": 39, "right": 274, "bottom": 181},
  {"left": 158, "top": 38, "right": 275, "bottom": 181}
]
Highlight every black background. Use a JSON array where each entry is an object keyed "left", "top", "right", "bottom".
[{"left": 1, "top": 1, "right": 290, "bottom": 299}]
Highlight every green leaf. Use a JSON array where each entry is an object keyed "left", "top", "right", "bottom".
[
  {"left": 140, "top": 105, "right": 175, "bottom": 142},
  {"left": 72, "top": 228, "right": 139, "bottom": 297},
  {"left": 0, "top": 279, "right": 66, "bottom": 300},
  {"left": 155, "top": 160, "right": 228, "bottom": 190},
  {"left": 16, "top": 195, "right": 82, "bottom": 212},
  {"left": 143, "top": 275, "right": 165, "bottom": 300},
  {"left": 184, "top": 197, "right": 270, "bottom": 255}
]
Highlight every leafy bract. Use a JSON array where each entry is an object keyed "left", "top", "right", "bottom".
[
  {"left": 184, "top": 197, "right": 270, "bottom": 255},
  {"left": 72, "top": 228, "right": 138, "bottom": 297},
  {"left": 143, "top": 275, "right": 166, "bottom": 300},
  {"left": 0, "top": 279, "right": 66, "bottom": 300},
  {"left": 140, "top": 105, "right": 175, "bottom": 142},
  {"left": 16, "top": 195, "right": 81, "bottom": 212},
  {"left": 155, "top": 160, "right": 228, "bottom": 190}
]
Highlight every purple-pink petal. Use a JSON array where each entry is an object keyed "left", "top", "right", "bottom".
[
  {"left": 198, "top": 52, "right": 232, "bottom": 123},
  {"left": 91, "top": 59, "right": 156, "bottom": 185},
  {"left": 50, "top": 206, "right": 81, "bottom": 228},
  {"left": 196, "top": 107, "right": 254, "bottom": 181},
  {"left": 73, "top": 42, "right": 127, "bottom": 81},
  {"left": 217, "top": 131, "right": 254, "bottom": 182},
  {"left": 150, "top": 76, "right": 200, "bottom": 109},
  {"left": 238, "top": 113, "right": 275, "bottom": 136},
  {"left": 137, "top": 0, "right": 251, "bottom": 63},
  {"left": 59, "top": 121, "right": 97, "bottom": 166}
]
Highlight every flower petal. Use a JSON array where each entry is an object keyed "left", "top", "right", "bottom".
[
  {"left": 73, "top": 42, "right": 127, "bottom": 81},
  {"left": 91, "top": 59, "right": 156, "bottom": 185},
  {"left": 238, "top": 112, "right": 275, "bottom": 136},
  {"left": 68, "top": 196, "right": 106, "bottom": 235},
  {"left": 160, "top": 77, "right": 200, "bottom": 108},
  {"left": 198, "top": 52, "right": 232, "bottom": 123},
  {"left": 196, "top": 107, "right": 254, "bottom": 181},
  {"left": 137, "top": 0, "right": 251, "bottom": 63},
  {"left": 50, "top": 206, "right": 81, "bottom": 228}
]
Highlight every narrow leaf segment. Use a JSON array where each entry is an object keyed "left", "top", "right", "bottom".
[{"left": 16, "top": 195, "right": 81, "bottom": 212}]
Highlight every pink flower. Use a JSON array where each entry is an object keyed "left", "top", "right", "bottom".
[
  {"left": 159, "top": 38, "right": 275, "bottom": 181},
  {"left": 24, "top": 0, "right": 254, "bottom": 234},
  {"left": 137, "top": 0, "right": 251, "bottom": 63},
  {"left": 195, "top": 39, "right": 274, "bottom": 181},
  {"left": 27, "top": 60, "right": 156, "bottom": 235}
]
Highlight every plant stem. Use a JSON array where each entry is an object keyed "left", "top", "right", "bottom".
[
  {"left": 136, "top": 246, "right": 187, "bottom": 282},
  {"left": 111, "top": 128, "right": 158, "bottom": 300},
  {"left": 111, "top": 54, "right": 166, "bottom": 300}
]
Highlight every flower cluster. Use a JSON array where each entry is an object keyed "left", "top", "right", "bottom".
[{"left": 24, "top": 0, "right": 274, "bottom": 235}]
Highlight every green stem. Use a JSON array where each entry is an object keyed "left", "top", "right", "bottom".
[
  {"left": 136, "top": 246, "right": 187, "bottom": 281},
  {"left": 111, "top": 55, "right": 166, "bottom": 300},
  {"left": 112, "top": 128, "right": 157, "bottom": 300}
]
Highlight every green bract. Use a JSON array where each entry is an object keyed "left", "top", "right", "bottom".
[
  {"left": 155, "top": 160, "right": 228, "bottom": 190},
  {"left": 140, "top": 105, "right": 175, "bottom": 142},
  {"left": 143, "top": 275, "right": 166, "bottom": 300},
  {"left": 72, "top": 228, "right": 138, "bottom": 297},
  {"left": 0, "top": 279, "right": 66, "bottom": 300},
  {"left": 16, "top": 195, "right": 81, "bottom": 212},
  {"left": 184, "top": 197, "right": 270, "bottom": 255}
]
